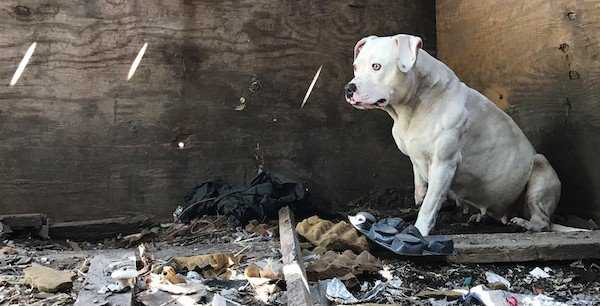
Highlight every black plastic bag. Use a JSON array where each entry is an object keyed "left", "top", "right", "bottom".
[{"left": 175, "top": 171, "right": 311, "bottom": 226}]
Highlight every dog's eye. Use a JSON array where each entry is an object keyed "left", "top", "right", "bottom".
[{"left": 372, "top": 63, "right": 381, "bottom": 71}]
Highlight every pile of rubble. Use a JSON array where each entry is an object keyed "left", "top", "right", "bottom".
[
  {"left": 2, "top": 182, "right": 600, "bottom": 306},
  {"left": 1, "top": 210, "right": 599, "bottom": 306}
]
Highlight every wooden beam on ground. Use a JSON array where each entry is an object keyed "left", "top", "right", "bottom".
[
  {"left": 0, "top": 214, "right": 48, "bottom": 238},
  {"left": 279, "top": 206, "right": 314, "bottom": 306},
  {"left": 0, "top": 214, "right": 46, "bottom": 228},
  {"left": 74, "top": 251, "right": 136, "bottom": 306},
  {"left": 50, "top": 215, "right": 150, "bottom": 241},
  {"left": 447, "top": 230, "right": 600, "bottom": 263}
]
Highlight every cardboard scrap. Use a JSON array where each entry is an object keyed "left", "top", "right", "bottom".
[
  {"left": 0, "top": 246, "right": 17, "bottom": 255},
  {"left": 24, "top": 264, "right": 74, "bottom": 293},
  {"left": 307, "top": 250, "right": 381, "bottom": 283},
  {"left": 162, "top": 266, "right": 187, "bottom": 284},
  {"left": 171, "top": 253, "right": 241, "bottom": 280},
  {"left": 296, "top": 216, "right": 369, "bottom": 253},
  {"left": 244, "top": 258, "right": 282, "bottom": 280}
]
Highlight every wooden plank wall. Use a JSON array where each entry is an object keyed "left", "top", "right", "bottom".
[
  {"left": 0, "top": 1, "right": 436, "bottom": 221},
  {"left": 437, "top": 0, "right": 600, "bottom": 221}
]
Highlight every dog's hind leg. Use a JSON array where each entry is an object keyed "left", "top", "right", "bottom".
[{"left": 510, "top": 154, "right": 560, "bottom": 232}]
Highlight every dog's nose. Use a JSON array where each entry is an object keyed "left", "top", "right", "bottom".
[{"left": 345, "top": 83, "right": 357, "bottom": 98}]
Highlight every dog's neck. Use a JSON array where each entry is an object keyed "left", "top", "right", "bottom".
[{"left": 383, "top": 50, "right": 459, "bottom": 123}]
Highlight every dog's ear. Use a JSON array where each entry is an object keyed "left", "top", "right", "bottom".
[
  {"left": 393, "top": 34, "right": 422, "bottom": 73},
  {"left": 354, "top": 35, "right": 377, "bottom": 60}
]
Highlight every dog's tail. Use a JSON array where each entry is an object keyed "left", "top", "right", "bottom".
[{"left": 550, "top": 223, "right": 591, "bottom": 232}]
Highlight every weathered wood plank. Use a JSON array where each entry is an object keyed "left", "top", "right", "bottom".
[
  {"left": 0, "top": 213, "right": 48, "bottom": 238},
  {"left": 0, "top": 1, "right": 435, "bottom": 222},
  {"left": 49, "top": 215, "right": 150, "bottom": 241},
  {"left": 437, "top": 0, "right": 600, "bottom": 221},
  {"left": 0, "top": 213, "right": 46, "bottom": 229},
  {"left": 279, "top": 206, "right": 313, "bottom": 306},
  {"left": 448, "top": 230, "right": 600, "bottom": 263},
  {"left": 74, "top": 251, "right": 136, "bottom": 306}
]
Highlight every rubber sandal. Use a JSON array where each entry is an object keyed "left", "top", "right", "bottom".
[
  {"left": 425, "top": 237, "right": 454, "bottom": 254},
  {"left": 349, "top": 212, "right": 455, "bottom": 256},
  {"left": 390, "top": 233, "right": 425, "bottom": 255}
]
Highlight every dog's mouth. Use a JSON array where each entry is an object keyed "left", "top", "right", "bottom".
[
  {"left": 347, "top": 98, "right": 388, "bottom": 108},
  {"left": 375, "top": 98, "right": 387, "bottom": 105}
]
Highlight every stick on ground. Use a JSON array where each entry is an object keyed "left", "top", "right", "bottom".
[{"left": 279, "top": 206, "right": 314, "bottom": 306}]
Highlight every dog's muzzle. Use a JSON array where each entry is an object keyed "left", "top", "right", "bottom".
[{"left": 345, "top": 83, "right": 357, "bottom": 99}]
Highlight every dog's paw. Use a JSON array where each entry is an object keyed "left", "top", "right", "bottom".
[
  {"left": 510, "top": 217, "right": 532, "bottom": 230},
  {"left": 468, "top": 213, "right": 483, "bottom": 224}
]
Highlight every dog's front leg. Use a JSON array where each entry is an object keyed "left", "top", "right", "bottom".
[
  {"left": 413, "top": 164, "right": 427, "bottom": 207},
  {"left": 414, "top": 134, "right": 460, "bottom": 236}
]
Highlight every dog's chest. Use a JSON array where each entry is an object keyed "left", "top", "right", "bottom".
[{"left": 391, "top": 123, "right": 432, "bottom": 163}]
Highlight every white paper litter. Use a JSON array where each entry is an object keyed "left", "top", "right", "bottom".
[
  {"left": 485, "top": 271, "right": 511, "bottom": 288},
  {"left": 529, "top": 267, "right": 551, "bottom": 279}
]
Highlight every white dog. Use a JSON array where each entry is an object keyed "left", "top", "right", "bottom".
[{"left": 345, "top": 34, "right": 580, "bottom": 236}]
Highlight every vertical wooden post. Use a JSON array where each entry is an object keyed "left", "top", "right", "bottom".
[{"left": 279, "top": 206, "right": 314, "bottom": 306}]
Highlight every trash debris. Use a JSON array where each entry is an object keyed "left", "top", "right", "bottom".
[
  {"left": 324, "top": 278, "right": 386, "bottom": 304},
  {"left": 244, "top": 258, "right": 282, "bottom": 280},
  {"left": 306, "top": 250, "right": 381, "bottom": 285},
  {"left": 415, "top": 288, "right": 464, "bottom": 300},
  {"left": 245, "top": 276, "right": 281, "bottom": 304},
  {"left": 137, "top": 276, "right": 207, "bottom": 306},
  {"left": 378, "top": 265, "right": 394, "bottom": 281},
  {"left": 111, "top": 268, "right": 138, "bottom": 288},
  {"left": 171, "top": 253, "right": 242, "bottom": 280},
  {"left": 349, "top": 212, "right": 454, "bottom": 256},
  {"left": 462, "top": 284, "right": 567, "bottom": 306},
  {"left": 529, "top": 267, "right": 551, "bottom": 279},
  {"left": 175, "top": 171, "right": 311, "bottom": 226},
  {"left": 29, "top": 293, "right": 72, "bottom": 306},
  {"left": 296, "top": 216, "right": 369, "bottom": 254},
  {"left": 463, "top": 276, "right": 473, "bottom": 287},
  {"left": 212, "top": 294, "right": 228, "bottom": 306},
  {"left": 186, "top": 271, "right": 203, "bottom": 282},
  {"left": 0, "top": 245, "right": 17, "bottom": 255},
  {"left": 120, "top": 227, "right": 159, "bottom": 247},
  {"left": 164, "top": 215, "right": 229, "bottom": 245},
  {"left": 245, "top": 220, "right": 274, "bottom": 240},
  {"left": 23, "top": 264, "right": 75, "bottom": 293},
  {"left": 485, "top": 271, "right": 511, "bottom": 290},
  {"left": 155, "top": 281, "right": 206, "bottom": 295},
  {"left": 161, "top": 266, "right": 187, "bottom": 284}
]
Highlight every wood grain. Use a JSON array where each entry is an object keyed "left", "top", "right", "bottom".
[
  {"left": 0, "top": 1, "right": 436, "bottom": 221},
  {"left": 74, "top": 251, "right": 135, "bottom": 306},
  {"left": 448, "top": 230, "right": 600, "bottom": 263},
  {"left": 437, "top": 0, "right": 600, "bottom": 221},
  {"left": 279, "top": 206, "right": 314, "bottom": 306}
]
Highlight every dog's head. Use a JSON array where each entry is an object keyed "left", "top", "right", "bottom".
[{"left": 344, "top": 34, "right": 422, "bottom": 109}]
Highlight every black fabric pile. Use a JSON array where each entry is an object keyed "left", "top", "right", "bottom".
[
  {"left": 349, "top": 212, "right": 455, "bottom": 256},
  {"left": 174, "top": 171, "right": 312, "bottom": 226}
]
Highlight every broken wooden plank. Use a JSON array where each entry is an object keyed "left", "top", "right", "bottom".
[
  {"left": 50, "top": 215, "right": 150, "bottom": 241},
  {"left": 0, "top": 214, "right": 46, "bottom": 229},
  {"left": 74, "top": 251, "right": 136, "bottom": 306},
  {"left": 279, "top": 206, "right": 314, "bottom": 306},
  {"left": 0, "top": 214, "right": 48, "bottom": 238},
  {"left": 448, "top": 230, "right": 600, "bottom": 263}
]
